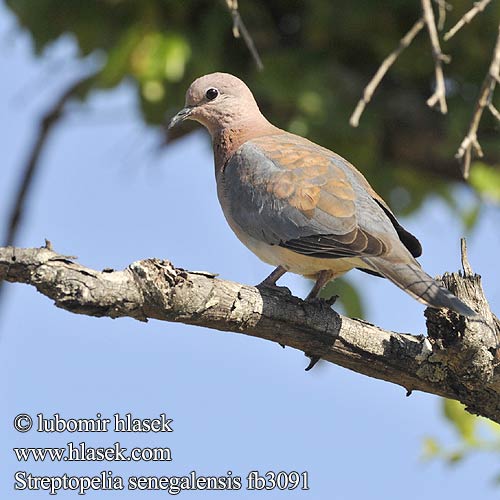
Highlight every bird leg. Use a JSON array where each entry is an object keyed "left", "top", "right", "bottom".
[
  {"left": 305, "top": 270, "right": 335, "bottom": 371},
  {"left": 306, "top": 270, "right": 334, "bottom": 300},
  {"left": 258, "top": 265, "right": 287, "bottom": 287},
  {"left": 257, "top": 265, "right": 289, "bottom": 349},
  {"left": 256, "top": 266, "right": 289, "bottom": 349}
]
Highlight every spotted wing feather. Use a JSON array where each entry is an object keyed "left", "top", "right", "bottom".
[{"left": 221, "top": 134, "right": 409, "bottom": 259}]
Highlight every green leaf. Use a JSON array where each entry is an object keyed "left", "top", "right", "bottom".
[
  {"left": 447, "top": 450, "right": 464, "bottom": 465},
  {"left": 469, "top": 162, "right": 500, "bottom": 204},
  {"left": 131, "top": 32, "right": 190, "bottom": 84},
  {"left": 461, "top": 202, "right": 482, "bottom": 233},
  {"left": 443, "top": 399, "right": 477, "bottom": 445},
  {"left": 97, "top": 26, "right": 142, "bottom": 89},
  {"left": 484, "top": 418, "right": 500, "bottom": 436},
  {"left": 422, "top": 436, "right": 441, "bottom": 459}
]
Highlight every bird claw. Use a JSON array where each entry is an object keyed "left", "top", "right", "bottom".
[
  {"left": 325, "top": 294, "right": 339, "bottom": 306},
  {"left": 305, "top": 295, "right": 338, "bottom": 307}
]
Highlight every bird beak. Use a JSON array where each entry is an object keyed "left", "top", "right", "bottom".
[{"left": 168, "top": 106, "right": 193, "bottom": 129}]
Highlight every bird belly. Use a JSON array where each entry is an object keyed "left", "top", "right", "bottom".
[{"left": 232, "top": 226, "right": 364, "bottom": 279}]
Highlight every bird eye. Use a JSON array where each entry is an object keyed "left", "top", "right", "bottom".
[{"left": 205, "top": 88, "right": 219, "bottom": 100}]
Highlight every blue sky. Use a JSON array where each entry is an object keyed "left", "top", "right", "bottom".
[{"left": 1, "top": 4, "right": 499, "bottom": 498}]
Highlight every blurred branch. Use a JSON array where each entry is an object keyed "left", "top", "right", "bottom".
[
  {"left": 421, "top": 0, "right": 450, "bottom": 113},
  {"left": 444, "top": 0, "right": 493, "bottom": 41},
  {"left": 2, "top": 72, "right": 97, "bottom": 248},
  {"left": 350, "top": 0, "right": 453, "bottom": 126},
  {"left": 434, "top": 0, "right": 451, "bottom": 32},
  {"left": 225, "top": 0, "right": 264, "bottom": 70},
  {"left": 489, "top": 101, "right": 500, "bottom": 120},
  {"left": 2, "top": 244, "right": 500, "bottom": 423},
  {"left": 350, "top": 18, "right": 425, "bottom": 127},
  {"left": 0, "top": 71, "right": 97, "bottom": 309},
  {"left": 456, "top": 23, "right": 500, "bottom": 179}
]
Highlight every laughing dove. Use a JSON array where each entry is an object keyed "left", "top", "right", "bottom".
[{"left": 169, "top": 72, "right": 476, "bottom": 318}]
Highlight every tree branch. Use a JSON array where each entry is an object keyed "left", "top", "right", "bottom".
[
  {"left": 225, "top": 0, "right": 264, "bottom": 71},
  {"left": 1, "top": 243, "right": 499, "bottom": 422},
  {"left": 421, "top": 0, "right": 450, "bottom": 114},
  {"left": 0, "top": 72, "right": 98, "bottom": 312},
  {"left": 455, "top": 23, "right": 500, "bottom": 179},
  {"left": 444, "top": 0, "right": 493, "bottom": 41},
  {"left": 350, "top": 17, "right": 425, "bottom": 127},
  {"left": 433, "top": 0, "right": 451, "bottom": 32},
  {"left": 2, "top": 72, "right": 97, "bottom": 249}
]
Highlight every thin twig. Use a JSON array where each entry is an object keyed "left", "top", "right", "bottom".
[
  {"left": 422, "top": 0, "right": 450, "bottom": 114},
  {"left": 434, "top": 0, "right": 451, "bottom": 31},
  {"left": 3, "top": 73, "right": 96, "bottom": 248},
  {"left": 488, "top": 102, "right": 500, "bottom": 121},
  {"left": 456, "top": 23, "right": 500, "bottom": 179},
  {"left": 437, "top": 1, "right": 446, "bottom": 31},
  {"left": 225, "top": 0, "right": 264, "bottom": 70},
  {"left": 444, "top": 0, "right": 492, "bottom": 41},
  {"left": 460, "top": 238, "right": 474, "bottom": 278},
  {"left": 350, "top": 18, "right": 425, "bottom": 127}
]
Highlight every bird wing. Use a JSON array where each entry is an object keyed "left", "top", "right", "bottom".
[{"left": 221, "top": 133, "right": 418, "bottom": 260}]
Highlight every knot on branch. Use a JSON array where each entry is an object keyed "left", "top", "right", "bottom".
[
  {"left": 129, "top": 259, "right": 180, "bottom": 312},
  {"left": 424, "top": 251, "right": 498, "bottom": 392}
]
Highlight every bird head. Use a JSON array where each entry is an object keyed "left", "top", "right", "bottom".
[{"left": 168, "top": 72, "right": 263, "bottom": 136}]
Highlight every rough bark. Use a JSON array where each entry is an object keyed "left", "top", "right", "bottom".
[{"left": 1, "top": 244, "right": 499, "bottom": 422}]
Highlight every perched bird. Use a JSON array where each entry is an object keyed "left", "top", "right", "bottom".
[{"left": 169, "top": 72, "right": 476, "bottom": 318}]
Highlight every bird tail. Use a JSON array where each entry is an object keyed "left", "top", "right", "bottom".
[{"left": 363, "top": 258, "right": 477, "bottom": 317}]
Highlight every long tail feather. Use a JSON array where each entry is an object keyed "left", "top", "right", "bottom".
[{"left": 364, "top": 259, "right": 477, "bottom": 317}]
